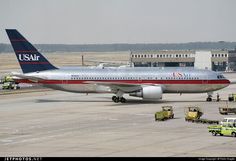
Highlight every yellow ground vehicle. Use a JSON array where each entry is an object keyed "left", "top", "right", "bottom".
[
  {"left": 2, "top": 75, "right": 14, "bottom": 82},
  {"left": 228, "top": 93, "right": 236, "bottom": 102},
  {"left": 184, "top": 106, "right": 219, "bottom": 124},
  {"left": 185, "top": 106, "right": 203, "bottom": 121},
  {"left": 2, "top": 82, "right": 18, "bottom": 89},
  {"left": 155, "top": 106, "right": 174, "bottom": 121},
  {"left": 1, "top": 75, "right": 20, "bottom": 90},
  {"left": 219, "top": 107, "right": 236, "bottom": 115}
]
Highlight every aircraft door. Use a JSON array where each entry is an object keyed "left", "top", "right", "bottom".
[
  {"left": 62, "top": 80, "right": 68, "bottom": 84},
  {"left": 202, "top": 75, "right": 208, "bottom": 84},
  {"left": 62, "top": 76, "right": 68, "bottom": 84},
  {"left": 138, "top": 76, "right": 142, "bottom": 83}
]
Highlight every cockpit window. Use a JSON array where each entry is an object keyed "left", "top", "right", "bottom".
[{"left": 217, "top": 74, "right": 225, "bottom": 79}]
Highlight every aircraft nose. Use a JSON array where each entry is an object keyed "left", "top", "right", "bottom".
[{"left": 225, "top": 79, "right": 231, "bottom": 87}]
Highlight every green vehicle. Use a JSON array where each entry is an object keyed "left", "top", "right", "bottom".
[
  {"left": 2, "top": 81, "right": 20, "bottom": 90},
  {"left": 3, "top": 75, "right": 14, "bottom": 82},
  {"left": 1, "top": 75, "right": 20, "bottom": 90},
  {"left": 2, "top": 82, "right": 20, "bottom": 90},
  {"left": 208, "top": 124, "right": 236, "bottom": 137},
  {"left": 2, "top": 82, "right": 14, "bottom": 89}
]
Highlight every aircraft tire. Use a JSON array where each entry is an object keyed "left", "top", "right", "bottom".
[
  {"left": 114, "top": 97, "right": 120, "bottom": 103},
  {"left": 212, "top": 131, "right": 217, "bottom": 136},
  {"left": 206, "top": 97, "right": 212, "bottom": 102},
  {"left": 120, "top": 97, "right": 126, "bottom": 103},
  {"left": 232, "top": 132, "right": 236, "bottom": 137},
  {"left": 112, "top": 96, "right": 116, "bottom": 101}
]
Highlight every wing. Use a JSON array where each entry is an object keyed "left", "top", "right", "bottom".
[{"left": 85, "top": 81, "right": 162, "bottom": 93}]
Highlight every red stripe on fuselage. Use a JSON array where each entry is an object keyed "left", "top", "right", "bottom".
[{"left": 15, "top": 79, "right": 230, "bottom": 85}]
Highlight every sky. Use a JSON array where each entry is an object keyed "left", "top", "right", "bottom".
[{"left": 0, "top": 0, "right": 236, "bottom": 44}]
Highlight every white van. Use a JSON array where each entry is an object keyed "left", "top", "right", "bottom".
[{"left": 220, "top": 118, "right": 236, "bottom": 125}]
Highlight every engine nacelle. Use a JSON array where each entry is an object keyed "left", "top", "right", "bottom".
[{"left": 129, "top": 86, "right": 163, "bottom": 99}]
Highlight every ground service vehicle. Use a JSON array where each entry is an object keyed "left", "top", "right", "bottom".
[
  {"left": 184, "top": 106, "right": 219, "bottom": 124},
  {"left": 185, "top": 106, "right": 203, "bottom": 121},
  {"left": 5, "top": 75, "right": 14, "bottom": 82},
  {"left": 220, "top": 118, "right": 236, "bottom": 125},
  {"left": 228, "top": 94, "right": 236, "bottom": 102},
  {"left": 3, "top": 82, "right": 14, "bottom": 90},
  {"left": 155, "top": 106, "right": 174, "bottom": 121},
  {"left": 1, "top": 75, "right": 20, "bottom": 90},
  {"left": 208, "top": 124, "right": 236, "bottom": 137},
  {"left": 219, "top": 107, "right": 236, "bottom": 115},
  {"left": 2, "top": 82, "right": 20, "bottom": 90}
]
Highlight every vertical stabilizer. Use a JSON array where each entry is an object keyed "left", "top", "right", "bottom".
[{"left": 6, "top": 29, "right": 58, "bottom": 73}]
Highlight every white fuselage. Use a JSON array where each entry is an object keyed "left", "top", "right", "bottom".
[{"left": 17, "top": 67, "right": 230, "bottom": 94}]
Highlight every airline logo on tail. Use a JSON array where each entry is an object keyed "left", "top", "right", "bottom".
[{"left": 18, "top": 54, "right": 40, "bottom": 61}]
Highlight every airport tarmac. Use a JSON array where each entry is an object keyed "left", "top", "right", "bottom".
[{"left": 0, "top": 73, "right": 236, "bottom": 157}]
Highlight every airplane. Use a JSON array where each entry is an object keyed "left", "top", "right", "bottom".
[{"left": 6, "top": 29, "right": 230, "bottom": 103}]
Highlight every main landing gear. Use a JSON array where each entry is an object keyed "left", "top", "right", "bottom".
[
  {"left": 112, "top": 96, "right": 127, "bottom": 103},
  {"left": 112, "top": 90, "right": 126, "bottom": 103},
  {"left": 206, "top": 92, "right": 213, "bottom": 102}
]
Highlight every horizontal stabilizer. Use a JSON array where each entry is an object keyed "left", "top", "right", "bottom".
[{"left": 11, "top": 73, "right": 46, "bottom": 83}]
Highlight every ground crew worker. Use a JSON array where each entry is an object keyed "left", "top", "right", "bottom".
[{"left": 217, "top": 93, "right": 220, "bottom": 102}]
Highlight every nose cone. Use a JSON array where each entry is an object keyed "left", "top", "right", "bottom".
[
  {"left": 224, "top": 79, "right": 231, "bottom": 88},
  {"left": 226, "top": 79, "right": 231, "bottom": 85},
  {"left": 216, "top": 79, "right": 231, "bottom": 91}
]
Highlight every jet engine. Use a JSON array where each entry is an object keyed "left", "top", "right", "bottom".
[{"left": 129, "top": 86, "right": 163, "bottom": 99}]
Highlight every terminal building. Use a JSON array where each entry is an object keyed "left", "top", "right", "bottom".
[{"left": 130, "top": 49, "right": 236, "bottom": 71}]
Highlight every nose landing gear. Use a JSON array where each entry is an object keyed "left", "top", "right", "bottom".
[
  {"left": 206, "top": 92, "right": 213, "bottom": 102},
  {"left": 206, "top": 97, "right": 212, "bottom": 102}
]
